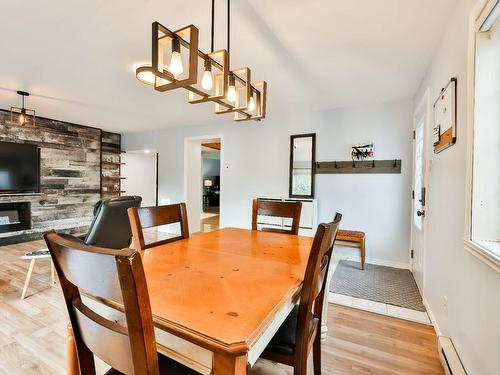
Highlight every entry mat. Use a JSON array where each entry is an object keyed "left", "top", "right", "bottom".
[{"left": 330, "top": 260, "right": 426, "bottom": 312}]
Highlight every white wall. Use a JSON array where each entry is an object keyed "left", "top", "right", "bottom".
[
  {"left": 122, "top": 98, "right": 413, "bottom": 266},
  {"left": 414, "top": 0, "right": 500, "bottom": 373}
]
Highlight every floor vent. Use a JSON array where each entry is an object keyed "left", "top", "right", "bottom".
[{"left": 438, "top": 336, "right": 467, "bottom": 375}]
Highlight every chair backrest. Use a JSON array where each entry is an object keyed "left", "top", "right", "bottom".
[
  {"left": 251, "top": 199, "right": 302, "bottom": 235},
  {"left": 128, "top": 203, "right": 189, "bottom": 250},
  {"left": 294, "top": 213, "right": 342, "bottom": 372},
  {"left": 44, "top": 231, "right": 159, "bottom": 375},
  {"left": 84, "top": 196, "right": 142, "bottom": 249}
]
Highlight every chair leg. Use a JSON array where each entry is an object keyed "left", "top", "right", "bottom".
[
  {"left": 21, "top": 259, "right": 36, "bottom": 300},
  {"left": 50, "top": 260, "right": 56, "bottom": 285},
  {"left": 313, "top": 333, "right": 322, "bottom": 375},
  {"left": 360, "top": 238, "right": 366, "bottom": 270},
  {"left": 67, "top": 323, "right": 80, "bottom": 375}
]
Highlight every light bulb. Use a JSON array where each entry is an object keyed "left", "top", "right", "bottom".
[
  {"left": 227, "top": 85, "right": 236, "bottom": 102},
  {"left": 248, "top": 96, "right": 255, "bottom": 111},
  {"left": 169, "top": 51, "right": 183, "bottom": 78},
  {"left": 201, "top": 59, "right": 213, "bottom": 90},
  {"left": 169, "top": 38, "right": 183, "bottom": 78},
  {"left": 19, "top": 114, "right": 25, "bottom": 125}
]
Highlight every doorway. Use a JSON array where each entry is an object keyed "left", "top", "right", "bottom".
[
  {"left": 184, "top": 135, "right": 223, "bottom": 233},
  {"left": 201, "top": 143, "right": 220, "bottom": 232},
  {"left": 411, "top": 91, "right": 430, "bottom": 294},
  {"left": 121, "top": 150, "right": 158, "bottom": 206}
]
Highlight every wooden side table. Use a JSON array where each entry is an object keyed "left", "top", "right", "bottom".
[{"left": 21, "top": 249, "right": 56, "bottom": 299}]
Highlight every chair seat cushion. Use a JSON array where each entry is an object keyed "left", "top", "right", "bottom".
[
  {"left": 264, "top": 305, "right": 318, "bottom": 356},
  {"left": 105, "top": 353, "right": 199, "bottom": 375}
]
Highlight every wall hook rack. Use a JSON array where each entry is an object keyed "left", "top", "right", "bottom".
[{"left": 315, "top": 159, "right": 401, "bottom": 174}]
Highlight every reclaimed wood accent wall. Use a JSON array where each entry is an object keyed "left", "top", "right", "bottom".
[{"left": 0, "top": 109, "right": 119, "bottom": 245}]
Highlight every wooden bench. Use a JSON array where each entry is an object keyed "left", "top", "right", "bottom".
[{"left": 335, "top": 229, "right": 366, "bottom": 270}]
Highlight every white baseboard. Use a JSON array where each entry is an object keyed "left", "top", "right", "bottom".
[
  {"left": 333, "top": 252, "right": 411, "bottom": 270},
  {"left": 423, "top": 297, "right": 441, "bottom": 336}
]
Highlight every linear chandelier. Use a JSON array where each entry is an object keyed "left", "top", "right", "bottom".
[{"left": 135, "top": 0, "right": 267, "bottom": 122}]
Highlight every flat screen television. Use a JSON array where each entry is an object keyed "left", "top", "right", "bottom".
[{"left": 0, "top": 141, "right": 40, "bottom": 193}]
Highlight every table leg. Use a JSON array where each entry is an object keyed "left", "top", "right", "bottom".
[
  {"left": 67, "top": 323, "right": 80, "bottom": 375},
  {"left": 21, "top": 259, "right": 36, "bottom": 300},
  {"left": 213, "top": 352, "right": 247, "bottom": 375}
]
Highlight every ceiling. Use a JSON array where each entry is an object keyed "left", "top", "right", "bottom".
[{"left": 0, "top": 0, "right": 456, "bottom": 133}]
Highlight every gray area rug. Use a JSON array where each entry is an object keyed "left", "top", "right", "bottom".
[{"left": 330, "top": 260, "right": 426, "bottom": 312}]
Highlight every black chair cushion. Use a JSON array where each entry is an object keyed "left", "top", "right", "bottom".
[
  {"left": 105, "top": 352, "right": 199, "bottom": 375},
  {"left": 264, "top": 305, "right": 319, "bottom": 356}
]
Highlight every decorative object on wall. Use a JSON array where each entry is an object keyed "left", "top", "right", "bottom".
[
  {"left": 289, "top": 134, "right": 316, "bottom": 198},
  {"left": 10, "top": 91, "right": 36, "bottom": 127},
  {"left": 351, "top": 143, "right": 374, "bottom": 161},
  {"left": 316, "top": 159, "right": 401, "bottom": 174},
  {"left": 433, "top": 77, "right": 457, "bottom": 153},
  {"left": 135, "top": 0, "right": 267, "bottom": 122}
]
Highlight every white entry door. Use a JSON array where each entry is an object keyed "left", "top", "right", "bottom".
[{"left": 411, "top": 101, "right": 428, "bottom": 293}]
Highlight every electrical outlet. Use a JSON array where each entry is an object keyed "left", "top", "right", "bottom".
[{"left": 443, "top": 295, "right": 448, "bottom": 316}]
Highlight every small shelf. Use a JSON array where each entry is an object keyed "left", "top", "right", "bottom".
[
  {"left": 102, "top": 176, "right": 126, "bottom": 180},
  {"left": 102, "top": 161, "right": 125, "bottom": 167}
]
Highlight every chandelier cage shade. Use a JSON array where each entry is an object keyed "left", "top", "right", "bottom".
[
  {"left": 134, "top": 0, "right": 267, "bottom": 122},
  {"left": 10, "top": 91, "right": 36, "bottom": 127}
]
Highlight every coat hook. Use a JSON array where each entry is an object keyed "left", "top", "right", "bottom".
[
  {"left": 352, "top": 160, "right": 356, "bottom": 168},
  {"left": 334, "top": 161, "right": 338, "bottom": 168},
  {"left": 393, "top": 159, "right": 397, "bottom": 167},
  {"left": 372, "top": 160, "right": 375, "bottom": 168}
]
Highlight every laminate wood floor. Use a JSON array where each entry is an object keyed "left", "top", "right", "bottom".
[{"left": 0, "top": 240, "right": 444, "bottom": 375}]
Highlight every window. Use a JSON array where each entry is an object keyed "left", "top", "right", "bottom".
[{"left": 465, "top": 0, "right": 500, "bottom": 271}]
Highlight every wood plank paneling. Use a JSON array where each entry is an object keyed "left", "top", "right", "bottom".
[{"left": 0, "top": 110, "right": 119, "bottom": 245}]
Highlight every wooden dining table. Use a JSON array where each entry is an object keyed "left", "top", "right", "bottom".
[{"left": 69, "top": 228, "right": 315, "bottom": 375}]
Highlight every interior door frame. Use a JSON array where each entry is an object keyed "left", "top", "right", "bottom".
[
  {"left": 410, "top": 89, "right": 431, "bottom": 294},
  {"left": 183, "top": 134, "right": 224, "bottom": 233}
]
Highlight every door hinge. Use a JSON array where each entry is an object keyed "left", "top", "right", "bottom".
[
  {"left": 413, "top": 130, "right": 416, "bottom": 140},
  {"left": 411, "top": 249, "right": 414, "bottom": 259},
  {"left": 412, "top": 190, "right": 415, "bottom": 199}
]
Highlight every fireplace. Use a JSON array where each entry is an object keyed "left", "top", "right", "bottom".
[{"left": 0, "top": 202, "right": 31, "bottom": 233}]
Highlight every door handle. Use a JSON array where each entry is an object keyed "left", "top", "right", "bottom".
[{"left": 417, "top": 210, "right": 425, "bottom": 217}]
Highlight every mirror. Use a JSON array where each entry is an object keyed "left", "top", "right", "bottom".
[{"left": 289, "top": 133, "right": 316, "bottom": 198}]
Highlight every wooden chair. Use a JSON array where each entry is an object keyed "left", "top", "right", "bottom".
[
  {"left": 44, "top": 230, "right": 198, "bottom": 375},
  {"left": 251, "top": 199, "right": 302, "bottom": 235},
  {"left": 335, "top": 229, "right": 366, "bottom": 270},
  {"left": 128, "top": 203, "right": 189, "bottom": 251},
  {"left": 259, "top": 213, "right": 342, "bottom": 375}
]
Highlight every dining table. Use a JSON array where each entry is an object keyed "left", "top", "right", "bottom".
[{"left": 68, "top": 227, "right": 320, "bottom": 375}]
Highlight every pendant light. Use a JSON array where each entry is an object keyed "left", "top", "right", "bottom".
[
  {"left": 10, "top": 91, "right": 36, "bottom": 127},
  {"left": 135, "top": 0, "right": 267, "bottom": 122}
]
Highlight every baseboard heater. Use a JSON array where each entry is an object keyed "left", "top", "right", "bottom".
[{"left": 438, "top": 336, "right": 467, "bottom": 375}]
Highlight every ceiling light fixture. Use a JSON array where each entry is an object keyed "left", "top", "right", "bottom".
[
  {"left": 10, "top": 91, "right": 36, "bottom": 127},
  {"left": 135, "top": 0, "right": 267, "bottom": 122},
  {"left": 136, "top": 65, "right": 156, "bottom": 85}
]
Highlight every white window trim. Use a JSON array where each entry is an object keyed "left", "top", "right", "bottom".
[{"left": 464, "top": 0, "right": 500, "bottom": 273}]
